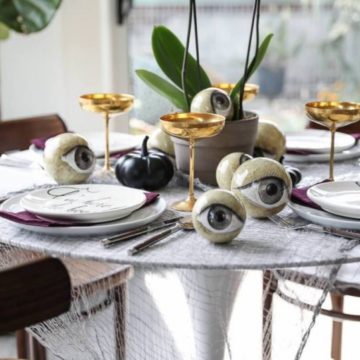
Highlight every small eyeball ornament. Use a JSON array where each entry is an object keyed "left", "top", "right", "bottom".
[
  {"left": 43, "top": 133, "right": 96, "bottom": 184},
  {"left": 254, "top": 121, "right": 286, "bottom": 161},
  {"left": 148, "top": 127, "right": 175, "bottom": 157},
  {"left": 192, "top": 189, "right": 246, "bottom": 244},
  {"left": 231, "top": 158, "right": 292, "bottom": 219},
  {"left": 216, "top": 152, "right": 253, "bottom": 190},
  {"left": 190, "top": 87, "right": 234, "bottom": 121}
]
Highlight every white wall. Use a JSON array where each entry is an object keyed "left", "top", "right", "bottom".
[{"left": 0, "top": 0, "right": 130, "bottom": 133}]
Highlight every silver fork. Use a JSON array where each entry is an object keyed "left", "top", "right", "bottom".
[{"left": 269, "top": 213, "right": 360, "bottom": 240}]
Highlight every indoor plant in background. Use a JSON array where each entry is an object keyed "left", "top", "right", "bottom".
[{"left": 137, "top": 0, "right": 272, "bottom": 185}]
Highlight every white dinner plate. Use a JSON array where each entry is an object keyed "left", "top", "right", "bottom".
[
  {"left": 1, "top": 194, "right": 166, "bottom": 236},
  {"left": 20, "top": 184, "right": 146, "bottom": 223},
  {"left": 284, "top": 143, "right": 360, "bottom": 163},
  {"left": 286, "top": 130, "right": 355, "bottom": 154},
  {"left": 307, "top": 181, "right": 360, "bottom": 219},
  {"left": 288, "top": 201, "right": 360, "bottom": 230},
  {"left": 80, "top": 132, "right": 142, "bottom": 157}
]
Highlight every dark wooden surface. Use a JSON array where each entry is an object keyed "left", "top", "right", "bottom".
[
  {"left": 0, "top": 257, "right": 71, "bottom": 334},
  {"left": 0, "top": 114, "right": 67, "bottom": 154}
]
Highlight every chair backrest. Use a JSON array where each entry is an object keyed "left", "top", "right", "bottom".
[
  {"left": 0, "top": 114, "right": 67, "bottom": 154},
  {"left": 0, "top": 257, "right": 71, "bottom": 333}
]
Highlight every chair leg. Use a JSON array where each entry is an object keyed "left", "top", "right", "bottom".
[
  {"left": 331, "top": 292, "right": 344, "bottom": 360},
  {"left": 262, "top": 271, "right": 277, "bottom": 360},
  {"left": 114, "top": 284, "right": 127, "bottom": 360},
  {"left": 16, "top": 329, "right": 28, "bottom": 359}
]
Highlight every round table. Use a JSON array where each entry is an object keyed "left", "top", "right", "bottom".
[{"left": 2, "top": 158, "right": 360, "bottom": 359}]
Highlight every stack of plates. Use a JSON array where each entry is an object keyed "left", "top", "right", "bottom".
[
  {"left": 1, "top": 184, "right": 166, "bottom": 236},
  {"left": 289, "top": 181, "right": 360, "bottom": 230},
  {"left": 284, "top": 130, "right": 360, "bottom": 163}
]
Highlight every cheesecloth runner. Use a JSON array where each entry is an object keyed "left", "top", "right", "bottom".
[{"left": 1, "top": 159, "right": 360, "bottom": 359}]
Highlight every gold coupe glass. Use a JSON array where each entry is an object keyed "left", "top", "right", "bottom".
[
  {"left": 79, "top": 93, "right": 134, "bottom": 172},
  {"left": 160, "top": 112, "right": 225, "bottom": 212},
  {"left": 305, "top": 101, "right": 360, "bottom": 181},
  {"left": 213, "top": 83, "right": 259, "bottom": 102}
]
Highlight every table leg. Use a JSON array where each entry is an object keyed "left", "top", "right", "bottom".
[
  {"left": 178, "top": 269, "right": 243, "bottom": 360},
  {"left": 114, "top": 284, "right": 127, "bottom": 360}
]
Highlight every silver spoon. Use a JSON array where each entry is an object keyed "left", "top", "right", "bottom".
[{"left": 128, "top": 217, "right": 194, "bottom": 256}]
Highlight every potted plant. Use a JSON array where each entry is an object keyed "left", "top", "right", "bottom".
[{"left": 136, "top": 0, "right": 272, "bottom": 185}]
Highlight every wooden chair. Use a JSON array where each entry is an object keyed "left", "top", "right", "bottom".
[
  {"left": 0, "top": 115, "right": 133, "bottom": 359},
  {"left": 0, "top": 255, "right": 71, "bottom": 360},
  {"left": 0, "top": 114, "right": 67, "bottom": 154}
]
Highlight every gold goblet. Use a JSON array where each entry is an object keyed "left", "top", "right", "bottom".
[
  {"left": 305, "top": 101, "right": 360, "bottom": 181},
  {"left": 79, "top": 93, "right": 134, "bottom": 172},
  {"left": 160, "top": 112, "right": 225, "bottom": 212},
  {"left": 213, "top": 83, "right": 259, "bottom": 101}
]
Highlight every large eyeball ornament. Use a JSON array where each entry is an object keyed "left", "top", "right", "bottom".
[
  {"left": 254, "top": 121, "right": 286, "bottom": 161},
  {"left": 43, "top": 133, "right": 96, "bottom": 184},
  {"left": 231, "top": 158, "right": 292, "bottom": 219},
  {"left": 191, "top": 87, "right": 234, "bottom": 121},
  {"left": 192, "top": 189, "right": 246, "bottom": 244},
  {"left": 216, "top": 152, "right": 252, "bottom": 190}
]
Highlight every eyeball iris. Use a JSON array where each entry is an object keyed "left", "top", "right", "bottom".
[
  {"left": 258, "top": 177, "right": 284, "bottom": 205},
  {"left": 207, "top": 205, "right": 232, "bottom": 230},
  {"left": 74, "top": 146, "right": 95, "bottom": 170},
  {"left": 211, "top": 91, "right": 230, "bottom": 112}
]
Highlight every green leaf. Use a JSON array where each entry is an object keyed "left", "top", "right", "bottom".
[
  {"left": 136, "top": 69, "right": 189, "bottom": 111},
  {"left": 152, "top": 25, "right": 211, "bottom": 98},
  {"left": 230, "top": 33, "right": 274, "bottom": 99},
  {"left": 0, "top": 22, "right": 9, "bottom": 40},
  {"left": 0, "top": 0, "right": 62, "bottom": 34}
]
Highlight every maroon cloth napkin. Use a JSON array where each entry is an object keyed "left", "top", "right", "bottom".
[
  {"left": 0, "top": 191, "right": 159, "bottom": 227},
  {"left": 291, "top": 180, "right": 329, "bottom": 210},
  {"left": 287, "top": 133, "right": 360, "bottom": 155},
  {"left": 31, "top": 134, "right": 136, "bottom": 158}
]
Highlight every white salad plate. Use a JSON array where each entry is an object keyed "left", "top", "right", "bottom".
[
  {"left": 284, "top": 143, "right": 360, "bottom": 163},
  {"left": 20, "top": 184, "right": 146, "bottom": 223},
  {"left": 307, "top": 181, "right": 360, "bottom": 219},
  {"left": 1, "top": 194, "right": 166, "bottom": 236},
  {"left": 288, "top": 201, "right": 360, "bottom": 230},
  {"left": 286, "top": 130, "right": 355, "bottom": 154},
  {"left": 81, "top": 132, "right": 142, "bottom": 157}
]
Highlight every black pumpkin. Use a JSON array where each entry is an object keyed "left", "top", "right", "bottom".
[{"left": 115, "top": 136, "right": 174, "bottom": 190}]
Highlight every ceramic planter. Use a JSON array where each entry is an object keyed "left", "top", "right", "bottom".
[{"left": 172, "top": 111, "right": 259, "bottom": 185}]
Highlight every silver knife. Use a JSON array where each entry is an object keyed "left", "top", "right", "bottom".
[{"left": 101, "top": 216, "right": 183, "bottom": 247}]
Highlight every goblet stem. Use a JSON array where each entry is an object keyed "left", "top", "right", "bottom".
[
  {"left": 329, "top": 126, "right": 336, "bottom": 181},
  {"left": 103, "top": 112, "right": 110, "bottom": 171},
  {"left": 188, "top": 137, "right": 196, "bottom": 205}
]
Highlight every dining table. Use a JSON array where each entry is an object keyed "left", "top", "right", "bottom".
[{"left": 2, "top": 151, "right": 360, "bottom": 360}]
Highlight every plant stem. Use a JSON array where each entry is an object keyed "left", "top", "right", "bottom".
[
  {"left": 239, "top": 0, "right": 261, "bottom": 119},
  {"left": 192, "top": 0, "right": 203, "bottom": 90},
  {"left": 182, "top": 0, "right": 193, "bottom": 111}
]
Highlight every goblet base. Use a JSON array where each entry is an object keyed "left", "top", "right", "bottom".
[
  {"left": 92, "top": 167, "right": 116, "bottom": 183},
  {"left": 171, "top": 197, "right": 197, "bottom": 212}
]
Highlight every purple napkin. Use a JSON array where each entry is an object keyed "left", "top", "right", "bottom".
[
  {"left": 291, "top": 180, "right": 329, "bottom": 210},
  {"left": 287, "top": 132, "right": 360, "bottom": 155},
  {"left": 0, "top": 191, "right": 159, "bottom": 227}
]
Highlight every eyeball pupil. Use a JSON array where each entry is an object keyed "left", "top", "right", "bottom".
[
  {"left": 211, "top": 91, "right": 230, "bottom": 111},
  {"left": 266, "top": 183, "right": 278, "bottom": 196},
  {"left": 207, "top": 205, "right": 232, "bottom": 230}
]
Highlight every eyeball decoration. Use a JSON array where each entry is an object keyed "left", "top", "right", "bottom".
[
  {"left": 216, "top": 152, "right": 252, "bottom": 190},
  {"left": 148, "top": 127, "right": 175, "bottom": 157},
  {"left": 254, "top": 121, "right": 286, "bottom": 161},
  {"left": 43, "top": 133, "right": 96, "bottom": 184},
  {"left": 190, "top": 87, "right": 234, "bottom": 121},
  {"left": 192, "top": 189, "right": 246, "bottom": 244},
  {"left": 231, "top": 158, "right": 292, "bottom": 219}
]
